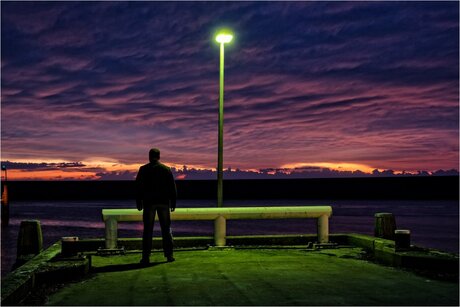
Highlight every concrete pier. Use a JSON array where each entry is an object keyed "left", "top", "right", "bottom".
[
  {"left": 47, "top": 248, "right": 458, "bottom": 306},
  {"left": 2, "top": 234, "right": 458, "bottom": 306}
]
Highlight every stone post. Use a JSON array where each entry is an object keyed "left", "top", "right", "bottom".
[
  {"left": 105, "top": 218, "right": 118, "bottom": 249},
  {"left": 317, "top": 215, "right": 329, "bottom": 243},
  {"left": 214, "top": 215, "right": 226, "bottom": 246}
]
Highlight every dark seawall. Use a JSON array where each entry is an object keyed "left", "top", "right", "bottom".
[{"left": 2, "top": 176, "right": 458, "bottom": 200}]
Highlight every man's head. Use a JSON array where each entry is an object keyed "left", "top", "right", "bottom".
[{"left": 149, "top": 148, "right": 160, "bottom": 163}]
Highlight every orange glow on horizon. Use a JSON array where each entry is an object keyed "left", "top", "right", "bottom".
[
  {"left": 6, "top": 169, "right": 98, "bottom": 181},
  {"left": 175, "top": 174, "right": 187, "bottom": 180},
  {"left": 1, "top": 158, "right": 423, "bottom": 180},
  {"left": 280, "top": 162, "right": 378, "bottom": 173},
  {"left": 1, "top": 159, "right": 219, "bottom": 180}
]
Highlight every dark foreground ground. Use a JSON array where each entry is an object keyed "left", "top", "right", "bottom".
[{"left": 46, "top": 248, "right": 458, "bottom": 306}]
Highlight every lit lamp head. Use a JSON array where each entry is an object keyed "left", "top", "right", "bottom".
[{"left": 215, "top": 31, "right": 233, "bottom": 44}]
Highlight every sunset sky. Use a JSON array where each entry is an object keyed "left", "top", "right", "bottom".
[{"left": 1, "top": 1, "right": 459, "bottom": 180}]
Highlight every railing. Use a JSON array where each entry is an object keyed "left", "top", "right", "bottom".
[{"left": 102, "top": 206, "right": 333, "bottom": 249}]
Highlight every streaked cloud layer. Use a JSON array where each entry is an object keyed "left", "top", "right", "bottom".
[{"left": 1, "top": 1, "right": 459, "bottom": 179}]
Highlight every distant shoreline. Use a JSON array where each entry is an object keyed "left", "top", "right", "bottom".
[{"left": 2, "top": 176, "right": 458, "bottom": 200}]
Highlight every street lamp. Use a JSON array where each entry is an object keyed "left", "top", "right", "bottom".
[{"left": 215, "top": 30, "right": 233, "bottom": 208}]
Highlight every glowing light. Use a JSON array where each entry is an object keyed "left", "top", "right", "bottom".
[{"left": 215, "top": 32, "right": 233, "bottom": 44}]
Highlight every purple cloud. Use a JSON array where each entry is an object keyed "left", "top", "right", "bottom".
[{"left": 1, "top": 2, "right": 458, "bottom": 175}]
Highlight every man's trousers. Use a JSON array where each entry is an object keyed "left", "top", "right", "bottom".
[{"left": 142, "top": 204, "right": 173, "bottom": 259}]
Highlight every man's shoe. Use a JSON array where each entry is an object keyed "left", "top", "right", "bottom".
[
  {"left": 140, "top": 258, "right": 150, "bottom": 266},
  {"left": 167, "top": 256, "right": 175, "bottom": 262}
]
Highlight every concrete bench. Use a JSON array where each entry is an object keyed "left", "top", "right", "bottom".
[{"left": 102, "top": 206, "right": 333, "bottom": 249}]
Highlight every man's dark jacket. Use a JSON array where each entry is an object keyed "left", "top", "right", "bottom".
[{"left": 136, "top": 161, "right": 177, "bottom": 209}]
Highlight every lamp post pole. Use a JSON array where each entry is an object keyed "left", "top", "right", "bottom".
[
  {"left": 215, "top": 30, "right": 233, "bottom": 208},
  {"left": 217, "top": 42, "right": 224, "bottom": 208}
]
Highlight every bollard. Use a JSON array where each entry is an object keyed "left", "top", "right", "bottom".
[
  {"left": 395, "top": 230, "right": 411, "bottom": 250},
  {"left": 374, "top": 212, "right": 396, "bottom": 240},
  {"left": 14, "top": 220, "right": 43, "bottom": 268},
  {"left": 17, "top": 220, "right": 43, "bottom": 257},
  {"left": 61, "top": 236, "right": 79, "bottom": 257},
  {"left": 214, "top": 215, "right": 226, "bottom": 246}
]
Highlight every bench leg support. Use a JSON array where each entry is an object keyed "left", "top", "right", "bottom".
[
  {"left": 105, "top": 218, "right": 118, "bottom": 249},
  {"left": 317, "top": 215, "right": 329, "bottom": 243},
  {"left": 214, "top": 216, "right": 226, "bottom": 247}
]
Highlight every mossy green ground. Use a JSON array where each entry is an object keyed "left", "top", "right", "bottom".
[{"left": 47, "top": 248, "right": 458, "bottom": 306}]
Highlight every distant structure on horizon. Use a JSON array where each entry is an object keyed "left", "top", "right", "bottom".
[
  {"left": 168, "top": 167, "right": 459, "bottom": 180},
  {"left": 1, "top": 160, "right": 458, "bottom": 181}
]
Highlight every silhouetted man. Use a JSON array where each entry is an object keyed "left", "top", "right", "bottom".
[{"left": 136, "top": 148, "right": 176, "bottom": 265}]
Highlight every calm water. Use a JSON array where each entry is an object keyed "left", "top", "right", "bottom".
[{"left": 1, "top": 199, "right": 458, "bottom": 278}]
